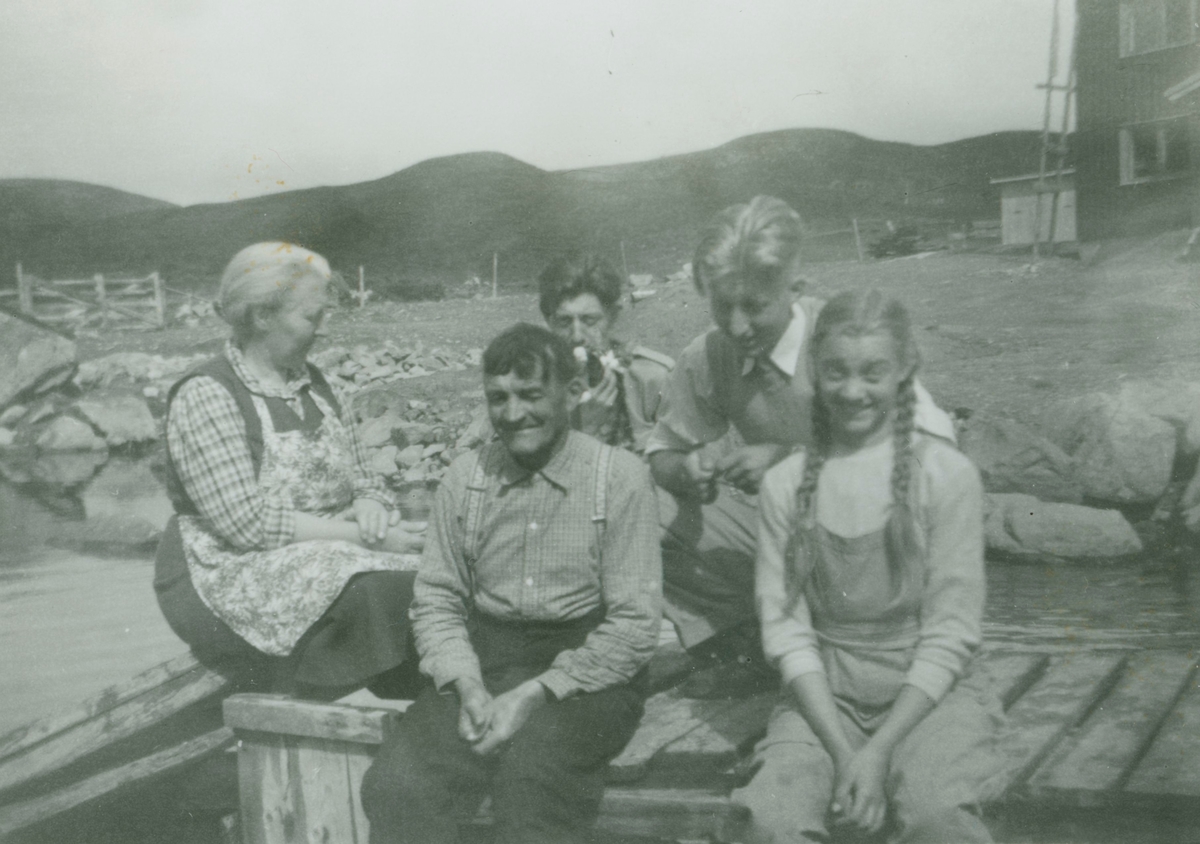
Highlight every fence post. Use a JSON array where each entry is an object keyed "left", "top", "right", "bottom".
[
  {"left": 17, "top": 264, "right": 32, "bottom": 314},
  {"left": 358, "top": 266, "right": 366, "bottom": 308},
  {"left": 152, "top": 272, "right": 166, "bottom": 327},
  {"left": 95, "top": 274, "right": 107, "bottom": 328},
  {"left": 492, "top": 253, "right": 498, "bottom": 299},
  {"left": 852, "top": 219, "right": 866, "bottom": 262}
]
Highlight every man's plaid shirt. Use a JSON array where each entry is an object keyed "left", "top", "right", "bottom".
[{"left": 412, "top": 430, "right": 662, "bottom": 700}]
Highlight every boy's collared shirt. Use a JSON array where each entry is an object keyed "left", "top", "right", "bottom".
[{"left": 742, "top": 302, "right": 809, "bottom": 378}]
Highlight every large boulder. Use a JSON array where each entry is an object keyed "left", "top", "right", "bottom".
[
  {"left": 1114, "top": 380, "right": 1200, "bottom": 459},
  {"left": 74, "top": 394, "right": 159, "bottom": 447},
  {"left": 35, "top": 415, "right": 107, "bottom": 452},
  {"left": 50, "top": 513, "right": 162, "bottom": 554},
  {"left": 358, "top": 412, "right": 408, "bottom": 449},
  {"left": 368, "top": 444, "right": 400, "bottom": 476},
  {"left": 0, "top": 313, "right": 76, "bottom": 410},
  {"left": 80, "top": 458, "right": 173, "bottom": 529},
  {"left": 985, "top": 493, "right": 1143, "bottom": 560},
  {"left": 958, "top": 414, "right": 1081, "bottom": 502},
  {"left": 1046, "top": 393, "right": 1175, "bottom": 504},
  {"left": 0, "top": 450, "right": 108, "bottom": 487}
]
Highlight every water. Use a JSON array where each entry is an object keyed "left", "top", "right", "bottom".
[
  {"left": 3, "top": 455, "right": 1199, "bottom": 742},
  {"left": 0, "top": 457, "right": 185, "bottom": 738}
]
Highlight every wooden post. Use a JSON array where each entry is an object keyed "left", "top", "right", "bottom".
[
  {"left": 492, "top": 253, "right": 498, "bottom": 299},
  {"left": 620, "top": 240, "right": 630, "bottom": 280},
  {"left": 852, "top": 219, "right": 866, "bottom": 262},
  {"left": 17, "top": 263, "right": 32, "bottom": 314},
  {"left": 152, "top": 272, "right": 166, "bottom": 328},
  {"left": 358, "top": 265, "right": 366, "bottom": 308},
  {"left": 94, "top": 274, "right": 107, "bottom": 328}
]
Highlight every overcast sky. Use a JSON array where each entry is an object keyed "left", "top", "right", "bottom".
[{"left": 0, "top": 0, "right": 1075, "bottom": 207}]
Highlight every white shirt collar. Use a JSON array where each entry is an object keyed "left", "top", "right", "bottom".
[{"left": 742, "top": 301, "right": 807, "bottom": 377}]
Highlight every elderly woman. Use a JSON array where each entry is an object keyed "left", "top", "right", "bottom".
[{"left": 154, "top": 242, "right": 424, "bottom": 698}]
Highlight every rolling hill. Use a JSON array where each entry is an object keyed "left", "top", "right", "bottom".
[{"left": 0, "top": 128, "right": 1044, "bottom": 294}]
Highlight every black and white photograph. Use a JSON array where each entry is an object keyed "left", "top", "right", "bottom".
[{"left": 2, "top": 1, "right": 1200, "bottom": 842}]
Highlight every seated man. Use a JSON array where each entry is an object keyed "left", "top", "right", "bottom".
[
  {"left": 461, "top": 252, "right": 673, "bottom": 455},
  {"left": 361, "top": 323, "right": 662, "bottom": 844},
  {"left": 648, "top": 196, "right": 955, "bottom": 690}
]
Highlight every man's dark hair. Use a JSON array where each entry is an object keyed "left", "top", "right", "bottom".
[
  {"left": 537, "top": 253, "right": 624, "bottom": 318},
  {"left": 483, "top": 323, "right": 578, "bottom": 385}
]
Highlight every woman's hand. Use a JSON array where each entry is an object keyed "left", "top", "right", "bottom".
[
  {"left": 351, "top": 498, "right": 391, "bottom": 545},
  {"left": 379, "top": 521, "right": 427, "bottom": 555},
  {"left": 832, "top": 744, "right": 890, "bottom": 835}
]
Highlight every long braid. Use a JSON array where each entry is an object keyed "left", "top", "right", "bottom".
[
  {"left": 784, "top": 401, "right": 829, "bottom": 608},
  {"left": 887, "top": 376, "right": 921, "bottom": 564}
]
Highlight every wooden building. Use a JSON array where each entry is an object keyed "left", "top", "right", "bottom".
[
  {"left": 1075, "top": 0, "right": 1200, "bottom": 240},
  {"left": 991, "top": 169, "right": 1078, "bottom": 246}
]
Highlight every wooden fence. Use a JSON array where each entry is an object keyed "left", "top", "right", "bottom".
[{"left": 1, "top": 264, "right": 166, "bottom": 330}]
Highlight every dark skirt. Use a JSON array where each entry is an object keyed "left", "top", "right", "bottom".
[{"left": 153, "top": 515, "right": 420, "bottom": 697}]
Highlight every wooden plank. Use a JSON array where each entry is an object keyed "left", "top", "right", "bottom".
[
  {"left": 993, "top": 652, "right": 1127, "bottom": 796},
  {"left": 239, "top": 732, "right": 297, "bottom": 844},
  {"left": 596, "top": 788, "right": 748, "bottom": 843},
  {"left": 224, "top": 695, "right": 395, "bottom": 746},
  {"left": 980, "top": 651, "right": 1050, "bottom": 710},
  {"left": 1029, "top": 651, "right": 1196, "bottom": 802},
  {"left": 0, "top": 660, "right": 229, "bottom": 796},
  {"left": 1125, "top": 667, "right": 1200, "bottom": 797},
  {"left": 236, "top": 732, "right": 271, "bottom": 844},
  {"left": 607, "top": 689, "right": 741, "bottom": 782},
  {"left": 658, "top": 692, "right": 775, "bottom": 764},
  {"left": 0, "top": 727, "right": 233, "bottom": 836},
  {"left": 294, "top": 737, "right": 359, "bottom": 844},
  {"left": 344, "top": 745, "right": 374, "bottom": 844}
]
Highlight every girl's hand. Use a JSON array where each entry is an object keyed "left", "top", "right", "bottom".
[
  {"left": 833, "top": 745, "right": 889, "bottom": 835},
  {"left": 352, "top": 498, "right": 390, "bottom": 545},
  {"left": 379, "top": 521, "right": 427, "bottom": 555}
]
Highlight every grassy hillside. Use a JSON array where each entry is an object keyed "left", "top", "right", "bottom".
[
  {"left": 0, "top": 181, "right": 176, "bottom": 284},
  {"left": 1, "top": 129, "right": 1043, "bottom": 294}
]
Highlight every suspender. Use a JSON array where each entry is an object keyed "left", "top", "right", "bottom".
[
  {"left": 461, "top": 441, "right": 614, "bottom": 580},
  {"left": 462, "top": 443, "right": 493, "bottom": 567}
]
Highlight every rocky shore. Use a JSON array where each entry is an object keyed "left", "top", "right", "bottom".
[{"left": 4, "top": 302, "right": 1200, "bottom": 566}]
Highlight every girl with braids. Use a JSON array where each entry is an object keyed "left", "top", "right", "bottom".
[
  {"left": 647, "top": 196, "right": 956, "bottom": 697},
  {"left": 732, "top": 290, "right": 1002, "bottom": 843}
]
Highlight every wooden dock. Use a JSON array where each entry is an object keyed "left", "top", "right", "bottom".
[
  {"left": 224, "top": 646, "right": 1200, "bottom": 844},
  {"left": 0, "top": 653, "right": 234, "bottom": 839}
]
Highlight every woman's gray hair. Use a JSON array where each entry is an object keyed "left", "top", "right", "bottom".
[{"left": 215, "top": 242, "right": 332, "bottom": 342}]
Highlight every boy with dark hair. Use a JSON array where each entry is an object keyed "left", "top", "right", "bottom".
[
  {"left": 464, "top": 254, "right": 674, "bottom": 455},
  {"left": 362, "top": 323, "right": 662, "bottom": 844}
]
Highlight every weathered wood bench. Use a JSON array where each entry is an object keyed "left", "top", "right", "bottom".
[
  {"left": 225, "top": 648, "right": 1200, "bottom": 843},
  {"left": 0, "top": 653, "right": 234, "bottom": 838}
]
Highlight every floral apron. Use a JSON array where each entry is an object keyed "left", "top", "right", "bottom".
[{"left": 180, "top": 390, "right": 416, "bottom": 657}]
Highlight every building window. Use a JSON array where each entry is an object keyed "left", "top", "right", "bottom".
[
  {"left": 1119, "top": 0, "right": 1199, "bottom": 56},
  {"left": 1119, "top": 119, "right": 1192, "bottom": 183}
]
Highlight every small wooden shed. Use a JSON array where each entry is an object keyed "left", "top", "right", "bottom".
[{"left": 990, "top": 169, "right": 1078, "bottom": 246}]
